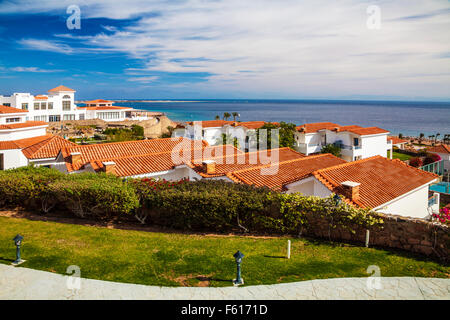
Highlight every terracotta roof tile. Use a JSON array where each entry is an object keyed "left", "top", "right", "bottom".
[
  {"left": 48, "top": 85, "right": 75, "bottom": 92},
  {"left": 77, "top": 106, "right": 130, "bottom": 111},
  {"left": 34, "top": 95, "right": 48, "bottom": 100},
  {"left": 343, "top": 127, "right": 389, "bottom": 136},
  {"left": 0, "top": 121, "right": 47, "bottom": 130},
  {"left": 427, "top": 144, "right": 450, "bottom": 154},
  {"left": 296, "top": 122, "right": 340, "bottom": 133},
  {"left": 388, "top": 136, "right": 408, "bottom": 145},
  {"left": 187, "top": 120, "right": 234, "bottom": 128},
  {"left": 0, "top": 134, "right": 75, "bottom": 159},
  {"left": 313, "top": 156, "right": 438, "bottom": 209},
  {"left": 227, "top": 153, "right": 346, "bottom": 191},
  {"left": 191, "top": 147, "right": 306, "bottom": 178},
  {"left": 228, "top": 121, "right": 280, "bottom": 129},
  {"left": 84, "top": 99, "right": 114, "bottom": 104},
  {"left": 0, "top": 105, "right": 28, "bottom": 114},
  {"left": 61, "top": 137, "right": 209, "bottom": 172}
]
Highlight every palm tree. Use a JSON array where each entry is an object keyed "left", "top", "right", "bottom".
[
  {"left": 435, "top": 133, "right": 440, "bottom": 144},
  {"left": 444, "top": 134, "right": 450, "bottom": 144},
  {"left": 223, "top": 112, "right": 231, "bottom": 120},
  {"left": 215, "top": 115, "right": 220, "bottom": 120},
  {"left": 418, "top": 133, "right": 424, "bottom": 144},
  {"left": 398, "top": 133, "right": 403, "bottom": 139},
  {"left": 232, "top": 112, "right": 240, "bottom": 122},
  {"left": 429, "top": 135, "right": 435, "bottom": 146}
]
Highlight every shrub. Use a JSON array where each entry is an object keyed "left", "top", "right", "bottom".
[
  {"left": 409, "top": 157, "right": 423, "bottom": 167},
  {"left": 0, "top": 166, "right": 64, "bottom": 211},
  {"left": 423, "top": 153, "right": 441, "bottom": 165},
  {"left": 321, "top": 144, "right": 342, "bottom": 157},
  {"left": 48, "top": 173, "right": 139, "bottom": 218}
]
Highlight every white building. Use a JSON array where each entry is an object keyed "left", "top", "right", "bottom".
[
  {"left": 0, "top": 105, "right": 75, "bottom": 170},
  {"left": 0, "top": 85, "right": 85, "bottom": 122},
  {"left": 175, "top": 120, "right": 278, "bottom": 151},
  {"left": 78, "top": 99, "right": 152, "bottom": 122},
  {"left": 0, "top": 86, "right": 151, "bottom": 123},
  {"left": 294, "top": 122, "right": 392, "bottom": 162},
  {"left": 427, "top": 144, "right": 450, "bottom": 173}
]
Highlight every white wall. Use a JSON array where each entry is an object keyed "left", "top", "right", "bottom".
[
  {"left": 361, "top": 134, "right": 388, "bottom": 159},
  {"left": 0, "top": 149, "right": 29, "bottom": 169},
  {"left": 0, "top": 126, "right": 47, "bottom": 141},
  {"left": 376, "top": 185, "right": 431, "bottom": 219}
]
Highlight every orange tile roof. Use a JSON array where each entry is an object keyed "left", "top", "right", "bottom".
[
  {"left": 187, "top": 120, "right": 234, "bottom": 128},
  {"left": 0, "top": 134, "right": 76, "bottom": 159},
  {"left": 34, "top": 95, "right": 48, "bottom": 100},
  {"left": 0, "top": 105, "right": 28, "bottom": 114},
  {"left": 84, "top": 99, "right": 114, "bottom": 104},
  {"left": 427, "top": 144, "right": 450, "bottom": 154},
  {"left": 48, "top": 85, "right": 75, "bottom": 92},
  {"left": 22, "top": 135, "right": 77, "bottom": 159},
  {"left": 388, "top": 136, "right": 408, "bottom": 145},
  {"left": 296, "top": 122, "right": 340, "bottom": 133},
  {"left": 61, "top": 137, "right": 209, "bottom": 172},
  {"left": 227, "top": 153, "right": 346, "bottom": 191},
  {"left": 343, "top": 127, "right": 389, "bottom": 136},
  {"left": 0, "top": 121, "right": 47, "bottom": 130},
  {"left": 77, "top": 106, "right": 130, "bottom": 111},
  {"left": 313, "top": 156, "right": 438, "bottom": 209},
  {"left": 89, "top": 144, "right": 243, "bottom": 177},
  {"left": 228, "top": 121, "right": 280, "bottom": 129},
  {"left": 191, "top": 147, "right": 306, "bottom": 178}
]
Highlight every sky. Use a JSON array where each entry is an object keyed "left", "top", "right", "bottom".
[{"left": 0, "top": 0, "right": 449, "bottom": 100}]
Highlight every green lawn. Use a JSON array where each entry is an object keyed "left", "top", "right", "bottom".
[
  {"left": 0, "top": 216, "right": 448, "bottom": 287},
  {"left": 388, "top": 150, "right": 412, "bottom": 161}
]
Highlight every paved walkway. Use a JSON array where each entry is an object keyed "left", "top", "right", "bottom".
[{"left": 0, "top": 264, "right": 449, "bottom": 300}]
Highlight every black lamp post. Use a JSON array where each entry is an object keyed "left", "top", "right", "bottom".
[
  {"left": 333, "top": 194, "right": 341, "bottom": 206},
  {"left": 233, "top": 250, "right": 244, "bottom": 286},
  {"left": 12, "top": 234, "right": 25, "bottom": 266}
]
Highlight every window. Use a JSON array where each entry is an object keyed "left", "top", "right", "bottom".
[
  {"left": 6, "top": 117, "right": 20, "bottom": 123},
  {"left": 3, "top": 103, "right": 10, "bottom": 107},
  {"left": 62, "top": 95, "right": 71, "bottom": 99},
  {"left": 34, "top": 115, "right": 47, "bottom": 121},
  {"left": 354, "top": 138, "right": 359, "bottom": 146},
  {"left": 0, "top": 154, "right": 3, "bottom": 170},
  {"left": 63, "top": 114, "right": 75, "bottom": 121},
  {"left": 34, "top": 103, "right": 39, "bottom": 110},
  {"left": 21, "top": 103, "right": 28, "bottom": 110},
  {"left": 354, "top": 155, "right": 362, "bottom": 161},
  {"left": 98, "top": 112, "right": 120, "bottom": 120},
  {"left": 62, "top": 100, "right": 71, "bottom": 111},
  {"left": 49, "top": 115, "right": 61, "bottom": 122},
  {"left": 41, "top": 102, "right": 47, "bottom": 110},
  {"left": 48, "top": 102, "right": 53, "bottom": 110},
  {"left": 79, "top": 114, "right": 85, "bottom": 120}
]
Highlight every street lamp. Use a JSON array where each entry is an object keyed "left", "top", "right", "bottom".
[
  {"left": 232, "top": 250, "right": 244, "bottom": 286},
  {"left": 12, "top": 234, "right": 26, "bottom": 266}
]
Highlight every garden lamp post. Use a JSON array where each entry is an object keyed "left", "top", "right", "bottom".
[
  {"left": 12, "top": 234, "right": 25, "bottom": 265},
  {"left": 333, "top": 194, "right": 341, "bottom": 206},
  {"left": 233, "top": 250, "right": 244, "bottom": 286}
]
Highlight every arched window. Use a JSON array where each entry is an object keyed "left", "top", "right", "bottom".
[{"left": 62, "top": 95, "right": 71, "bottom": 99}]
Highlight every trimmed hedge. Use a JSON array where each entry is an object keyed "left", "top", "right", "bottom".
[{"left": 0, "top": 166, "right": 384, "bottom": 234}]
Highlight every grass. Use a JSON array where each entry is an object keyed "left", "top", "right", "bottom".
[
  {"left": 0, "top": 216, "right": 448, "bottom": 287},
  {"left": 388, "top": 150, "right": 412, "bottom": 161}
]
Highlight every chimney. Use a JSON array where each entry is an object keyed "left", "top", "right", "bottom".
[
  {"left": 341, "top": 181, "right": 360, "bottom": 202},
  {"left": 102, "top": 161, "right": 116, "bottom": 175},
  {"left": 202, "top": 160, "right": 216, "bottom": 174},
  {"left": 70, "top": 152, "right": 82, "bottom": 164}
]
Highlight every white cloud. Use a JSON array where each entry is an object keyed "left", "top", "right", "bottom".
[
  {"left": 17, "top": 39, "right": 74, "bottom": 54},
  {"left": 127, "top": 76, "right": 159, "bottom": 83},
  {"left": 10, "top": 66, "right": 64, "bottom": 73},
  {"left": 3, "top": 0, "right": 450, "bottom": 98}
]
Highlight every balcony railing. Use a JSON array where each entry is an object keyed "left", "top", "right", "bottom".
[{"left": 420, "top": 160, "right": 444, "bottom": 176}]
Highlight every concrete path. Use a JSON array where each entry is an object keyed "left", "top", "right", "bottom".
[{"left": 0, "top": 264, "right": 449, "bottom": 300}]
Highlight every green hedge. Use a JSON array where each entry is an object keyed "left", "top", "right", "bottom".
[{"left": 0, "top": 166, "right": 383, "bottom": 234}]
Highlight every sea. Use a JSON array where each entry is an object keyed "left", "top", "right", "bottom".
[{"left": 113, "top": 99, "right": 450, "bottom": 137}]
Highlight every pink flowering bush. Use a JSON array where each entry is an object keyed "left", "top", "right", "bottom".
[{"left": 432, "top": 207, "right": 450, "bottom": 224}]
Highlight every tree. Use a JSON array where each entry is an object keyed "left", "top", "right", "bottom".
[
  {"left": 215, "top": 133, "right": 240, "bottom": 149},
  {"left": 215, "top": 115, "right": 220, "bottom": 120},
  {"left": 131, "top": 124, "right": 144, "bottom": 138},
  {"left": 418, "top": 133, "right": 424, "bottom": 144},
  {"left": 435, "top": 133, "right": 440, "bottom": 144},
  {"left": 321, "top": 143, "right": 342, "bottom": 157},
  {"left": 223, "top": 112, "right": 231, "bottom": 120},
  {"left": 160, "top": 126, "right": 175, "bottom": 138},
  {"left": 398, "top": 133, "right": 403, "bottom": 139},
  {"left": 255, "top": 122, "right": 296, "bottom": 149},
  {"left": 409, "top": 157, "right": 423, "bottom": 168},
  {"left": 232, "top": 112, "right": 240, "bottom": 122}
]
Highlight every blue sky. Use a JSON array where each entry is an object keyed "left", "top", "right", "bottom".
[{"left": 0, "top": 0, "right": 449, "bottom": 100}]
